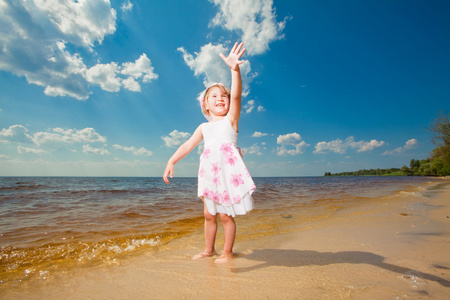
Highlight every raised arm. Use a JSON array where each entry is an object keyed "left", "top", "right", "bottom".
[
  {"left": 219, "top": 42, "right": 246, "bottom": 131},
  {"left": 163, "top": 125, "right": 203, "bottom": 184}
]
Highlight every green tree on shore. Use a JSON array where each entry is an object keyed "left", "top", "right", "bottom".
[{"left": 325, "top": 112, "right": 450, "bottom": 177}]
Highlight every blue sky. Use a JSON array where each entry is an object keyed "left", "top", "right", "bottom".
[{"left": 0, "top": 0, "right": 449, "bottom": 177}]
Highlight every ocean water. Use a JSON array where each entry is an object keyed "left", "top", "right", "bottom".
[{"left": 0, "top": 176, "right": 442, "bottom": 285}]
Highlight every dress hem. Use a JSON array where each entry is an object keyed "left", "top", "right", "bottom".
[{"left": 202, "top": 190, "right": 254, "bottom": 217}]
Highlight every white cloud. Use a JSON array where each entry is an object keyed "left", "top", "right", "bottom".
[
  {"left": 34, "top": 0, "right": 117, "bottom": 48},
  {"left": 252, "top": 131, "right": 268, "bottom": 137},
  {"left": 243, "top": 100, "right": 255, "bottom": 113},
  {"left": 243, "top": 143, "right": 262, "bottom": 155},
  {"left": 405, "top": 138, "right": 418, "bottom": 149},
  {"left": 178, "top": 43, "right": 252, "bottom": 96},
  {"left": 82, "top": 144, "right": 110, "bottom": 155},
  {"left": 348, "top": 137, "right": 385, "bottom": 153},
  {"left": 209, "top": 0, "right": 287, "bottom": 55},
  {"left": 86, "top": 62, "right": 121, "bottom": 92},
  {"left": 382, "top": 139, "right": 418, "bottom": 155},
  {"left": 0, "top": 125, "right": 32, "bottom": 143},
  {"left": 276, "top": 132, "right": 309, "bottom": 156},
  {"left": 277, "top": 133, "right": 301, "bottom": 145},
  {"left": 32, "top": 127, "right": 107, "bottom": 146},
  {"left": 86, "top": 54, "right": 158, "bottom": 93},
  {"left": 243, "top": 100, "right": 265, "bottom": 114},
  {"left": 314, "top": 136, "right": 385, "bottom": 154},
  {"left": 179, "top": 0, "right": 286, "bottom": 91},
  {"left": 121, "top": 0, "right": 133, "bottom": 12},
  {"left": 314, "top": 139, "right": 347, "bottom": 154},
  {"left": 162, "top": 130, "right": 191, "bottom": 148},
  {"left": 18, "top": 145, "right": 49, "bottom": 154},
  {"left": 113, "top": 144, "right": 153, "bottom": 156},
  {"left": 197, "top": 142, "right": 205, "bottom": 156},
  {"left": 121, "top": 77, "right": 140, "bottom": 92},
  {"left": 121, "top": 54, "right": 158, "bottom": 83},
  {"left": 0, "top": 1, "right": 156, "bottom": 100}
]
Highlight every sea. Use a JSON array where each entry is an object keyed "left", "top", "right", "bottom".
[{"left": 0, "top": 176, "right": 446, "bottom": 286}]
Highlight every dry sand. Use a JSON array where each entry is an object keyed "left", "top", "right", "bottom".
[{"left": 2, "top": 180, "right": 449, "bottom": 299}]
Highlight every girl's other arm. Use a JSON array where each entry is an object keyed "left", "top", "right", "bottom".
[{"left": 163, "top": 125, "right": 203, "bottom": 184}]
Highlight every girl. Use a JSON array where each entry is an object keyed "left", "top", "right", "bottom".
[{"left": 163, "top": 42, "right": 255, "bottom": 264}]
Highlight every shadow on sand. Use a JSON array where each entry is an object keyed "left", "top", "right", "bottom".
[{"left": 232, "top": 249, "right": 450, "bottom": 287}]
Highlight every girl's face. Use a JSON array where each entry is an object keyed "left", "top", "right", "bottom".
[{"left": 205, "top": 87, "right": 230, "bottom": 118}]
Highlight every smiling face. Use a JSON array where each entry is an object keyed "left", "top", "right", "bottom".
[{"left": 204, "top": 85, "right": 231, "bottom": 119}]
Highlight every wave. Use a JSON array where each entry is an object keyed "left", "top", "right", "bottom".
[{"left": 0, "top": 214, "right": 204, "bottom": 284}]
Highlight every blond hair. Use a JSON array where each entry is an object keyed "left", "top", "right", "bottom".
[{"left": 202, "top": 84, "right": 231, "bottom": 117}]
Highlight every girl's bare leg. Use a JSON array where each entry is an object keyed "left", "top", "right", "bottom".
[
  {"left": 215, "top": 213, "right": 235, "bottom": 263},
  {"left": 193, "top": 199, "right": 217, "bottom": 259}
]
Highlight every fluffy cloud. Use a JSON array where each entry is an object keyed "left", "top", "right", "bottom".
[
  {"left": 121, "top": 0, "right": 133, "bottom": 12},
  {"left": 161, "top": 130, "right": 191, "bottom": 148},
  {"left": 0, "top": 125, "right": 32, "bottom": 143},
  {"left": 121, "top": 54, "right": 158, "bottom": 83},
  {"left": 85, "top": 54, "right": 158, "bottom": 93},
  {"left": 242, "top": 99, "right": 264, "bottom": 114},
  {"left": 382, "top": 139, "right": 418, "bottom": 155},
  {"left": 18, "top": 146, "right": 49, "bottom": 154},
  {"left": 276, "top": 133, "right": 309, "bottom": 156},
  {"left": 243, "top": 143, "right": 262, "bottom": 155},
  {"left": 349, "top": 138, "right": 385, "bottom": 153},
  {"left": 82, "top": 144, "right": 110, "bottom": 155},
  {"left": 243, "top": 100, "right": 255, "bottom": 113},
  {"left": 32, "top": 128, "right": 107, "bottom": 146},
  {"left": 314, "top": 138, "right": 347, "bottom": 154},
  {"left": 0, "top": 0, "right": 156, "bottom": 100},
  {"left": 314, "top": 136, "right": 385, "bottom": 154},
  {"left": 86, "top": 62, "right": 122, "bottom": 92},
  {"left": 252, "top": 131, "right": 268, "bottom": 137},
  {"left": 178, "top": 43, "right": 253, "bottom": 95},
  {"left": 209, "top": 0, "right": 287, "bottom": 55},
  {"left": 0, "top": 124, "right": 157, "bottom": 158},
  {"left": 113, "top": 144, "right": 153, "bottom": 156},
  {"left": 178, "top": 0, "right": 287, "bottom": 94}
]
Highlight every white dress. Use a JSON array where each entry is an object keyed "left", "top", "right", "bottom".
[{"left": 198, "top": 116, "right": 255, "bottom": 217}]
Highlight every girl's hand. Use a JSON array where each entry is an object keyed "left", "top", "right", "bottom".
[
  {"left": 220, "top": 42, "right": 246, "bottom": 71},
  {"left": 163, "top": 163, "right": 174, "bottom": 184}
]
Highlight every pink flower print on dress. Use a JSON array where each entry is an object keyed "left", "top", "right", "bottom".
[
  {"left": 203, "top": 148, "right": 210, "bottom": 159},
  {"left": 220, "top": 191, "right": 230, "bottom": 205},
  {"left": 199, "top": 167, "right": 205, "bottom": 177},
  {"left": 211, "top": 162, "right": 221, "bottom": 175},
  {"left": 225, "top": 155, "right": 237, "bottom": 166},
  {"left": 203, "top": 188, "right": 211, "bottom": 199},
  {"left": 230, "top": 174, "right": 244, "bottom": 187},
  {"left": 210, "top": 191, "right": 220, "bottom": 203},
  {"left": 212, "top": 176, "right": 221, "bottom": 187},
  {"left": 233, "top": 195, "right": 241, "bottom": 204},
  {"left": 220, "top": 143, "right": 233, "bottom": 157}
]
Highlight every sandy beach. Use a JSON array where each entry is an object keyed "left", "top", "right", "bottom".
[{"left": 1, "top": 179, "right": 449, "bottom": 299}]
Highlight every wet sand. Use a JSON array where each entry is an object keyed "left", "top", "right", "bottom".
[{"left": 1, "top": 180, "right": 449, "bottom": 299}]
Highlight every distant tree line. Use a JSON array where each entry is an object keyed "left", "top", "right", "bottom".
[
  {"left": 324, "top": 168, "right": 402, "bottom": 177},
  {"left": 325, "top": 112, "right": 450, "bottom": 177}
]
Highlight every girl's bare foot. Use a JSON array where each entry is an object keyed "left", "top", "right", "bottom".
[
  {"left": 192, "top": 250, "right": 217, "bottom": 260},
  {"left": 214, "top": 253, "right": 233, "bottom": 264}
]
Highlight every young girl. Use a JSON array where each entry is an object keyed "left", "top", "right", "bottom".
[{"left": 163, "top": 42, "right": 255, "bottom": 263}]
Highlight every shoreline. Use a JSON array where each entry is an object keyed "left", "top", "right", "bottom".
[{"left": 1, "top": 179, "right": 449, "bottom": 299}]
